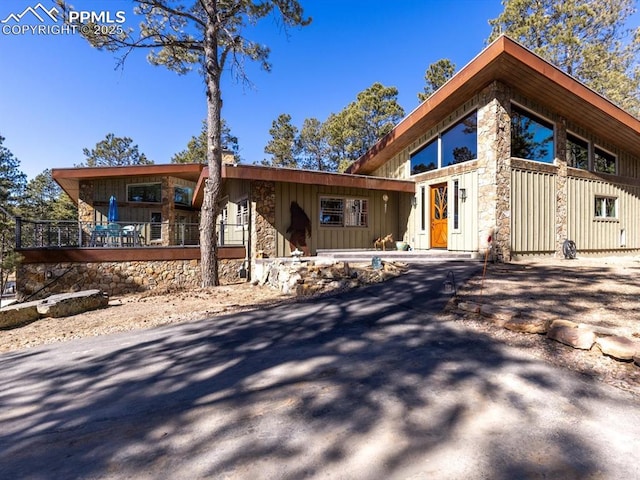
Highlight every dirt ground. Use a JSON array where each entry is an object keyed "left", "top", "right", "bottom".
[{"left": 1, "top": 256, "right": 639, "bottom": 397}]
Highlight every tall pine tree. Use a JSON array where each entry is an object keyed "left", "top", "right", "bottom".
[{"left": 488, "top": 0, "right": 640, "bottom": 115}]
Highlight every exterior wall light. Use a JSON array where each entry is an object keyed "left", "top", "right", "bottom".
[{"left": 459, "top": 188, "right": 467, "bottom": 201}]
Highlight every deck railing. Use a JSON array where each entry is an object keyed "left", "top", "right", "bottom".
[{"left": 14, "top": 217, "right": 247, "bottom": 249}]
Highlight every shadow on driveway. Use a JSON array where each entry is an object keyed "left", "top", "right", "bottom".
[{"left": 0, "top": 262, "right": 637, "bottom": 479}]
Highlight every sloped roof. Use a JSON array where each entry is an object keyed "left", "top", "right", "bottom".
[
  {"left": 52, "top": 162, "right": 414, "bottom": 208},
  {"left": 347, "top": 35, "right": 640, "bottom": 175},
  {"left": 52, "top": 163, "right": 204, "bottom": 204},
  {"left": 192, "top": 164, "right": 414, "bottom": 207}
]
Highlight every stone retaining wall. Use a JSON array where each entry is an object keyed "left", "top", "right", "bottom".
[{"left": 16, "top": 259, "right": 245, "bottom": 301}]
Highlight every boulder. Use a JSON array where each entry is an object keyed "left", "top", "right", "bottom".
[
  {"left": 547, "top": 320, "right": 595, "bottom": 350},
  {"left": 36, "top": 290, "right": 109, "bottom": 318},
  {"left": 457, "top": 301, "right": 481, "bottom": 314},
  {"left": 0, "top": 300, "right": 41, "bottom": 329},
  {"left": 595, "top": 335, "right": 640, "bottom": 361},
  {"left": 480, "top": 304, "right": 519, "bottom": 327},
  {"left": 504, "top": 316, "right": 550, "bottom": 334}
]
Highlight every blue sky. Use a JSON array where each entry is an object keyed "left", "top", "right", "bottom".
[{"left": 0, "top": 0, "right": 505, "bottom": 180}]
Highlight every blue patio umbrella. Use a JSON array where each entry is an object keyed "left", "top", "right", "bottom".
[{"left": 108, "top": 196, "right": 119, "bottom": 223}]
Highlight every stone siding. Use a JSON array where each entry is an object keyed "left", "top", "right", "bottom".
[
  {"left": 251, "top": 180, "right": 277, "bottom": 258},
  {"left": 554, "top": 120, "right": 568, "bottom": 257},
  {"left": 477, "top": 81, "right": 511, "bottom": 260},
  {"left": 17, "top": 259, "right": 244, "bottom": 301}
]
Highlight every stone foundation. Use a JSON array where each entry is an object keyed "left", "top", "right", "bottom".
[{"left": 17, "top": 258, "right": 245, "bottom": 301}]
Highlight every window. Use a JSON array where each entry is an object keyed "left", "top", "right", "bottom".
[
  {"left": 594, "top": 196, "right": 617, "bottom": 219},
  {"left": 420, "top": 186, "right": 426, "bottom": 231},
  {"left": 128, "top": 183, "right": 161, "bottom": 203},
  {"left": 511, "top": 105, "right": 554, "bottom": 163},
  {"left": 453, "top": 180, "right": 459, "bottom": 230},
  {"left": 410, "top": 111, "right": 477, "bottom": 175},
  {"left": 594, "top": 147, "right": 616, "bottom": 174},
  {"left": 320, "top": 197, "right": 368, "bottom": 227},
  {"left": 236, "top": 199, "right": 248, "bottom": 226},
  {"left": 410, "top": 139, "right": 437, "bottom": 175},
  {"left": 174, "top": 186, "right": 193, "bottom": 206},
  {"left": 150, "top": 212, "right": 162, "bottom": 241},
  {"left": 442, "top": 111, "right": 477, "bottom": 167},
  {"left": 566, "top": 134, "right": 589, "bottom": 169}
]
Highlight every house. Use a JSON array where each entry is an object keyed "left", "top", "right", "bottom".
[
  {"left": 348, "top": 35, "right": 640, "bottom": 260},
  {"left": 16, "top": 35, "right": 640, "bottom": 299}
]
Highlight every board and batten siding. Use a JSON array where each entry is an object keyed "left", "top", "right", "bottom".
[
  {"left": 567, "top": 175, "right": 640, "bottom": 252},
  {"left": 511, "top": 168, "right": 556, "bottom": 255},
  {"left": 448, "top": 170, "right": 479, "bottom": 252},
  {"left": 274, "top": 182, "right": 401, "bottom": 257}
]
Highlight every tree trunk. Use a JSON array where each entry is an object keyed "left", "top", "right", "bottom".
[{"left": 200, "top": 0, "right": 223, "bottom": 288}]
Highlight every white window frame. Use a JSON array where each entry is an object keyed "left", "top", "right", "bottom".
[
  {"left": 594, "top": 195, "right": 618, "bottom": 220},
  {"left": 235, "top": 198, "right": 248, "bottom": 229}
]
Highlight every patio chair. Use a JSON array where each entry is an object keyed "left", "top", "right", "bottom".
[
  {"left": 121, "top": 224, "right": 143, "bottom": 247},
  {"left": 106, "top": 223, "right": 122, "bottom": 247},
  {"left": 89, "top": 224, "right": 108, "bottom": 247}
]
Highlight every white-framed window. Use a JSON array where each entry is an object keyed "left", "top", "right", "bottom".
[
  {"left": 236, "top": 198, "right": 248, "bottom": 227},
  {"left": 594, "top": 147, "right": 617, "bottom": 174},
  {"left": 594, "top": 196, "right": 617, "bottom": 219},
  {"left": 320, "top": 196, "right": 368, "bottom": 227}
]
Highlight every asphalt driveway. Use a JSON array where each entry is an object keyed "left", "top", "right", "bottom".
[{"left": 0, "top": 262, "right": 638, "bottom": 479}]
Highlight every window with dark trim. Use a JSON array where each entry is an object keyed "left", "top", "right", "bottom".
[
  {"left": 442, "top": 111, "right": 477, "bottom": 167},
  {"left": 174, "top": 186, "right": 193, "bottom": 206},
  {"left": 128, "top": 183, "right": 161, "bottom": 203},
  {"left": 594, "top": 147, "right": 616, "bottom": 174},
  {"left": 566, "top": 134, "right": 589, "bottom": 169},
  {"left": 410, "top": 111, "right": 477, "bottom": 175},
  {"left": 320, "top": 197, "right": 368, "bottom": 227},
  {"left": 410, "top": 139, "right": 437, "bottom": 175},
  {"left": 453, "top": 180, "right": 459, "bottom": 230},
  {"left": 511, "top": 105, "right": 554, "bottom": 163},
  {"left": 420, "top": 186, "right": 426, "bottom": 231}
]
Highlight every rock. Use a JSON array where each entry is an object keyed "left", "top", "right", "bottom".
[
  {"left": 0, "top": 300, "right": 41, "bottom": 329},
  {"left": 547, "top": 320, "right": 595, "bottom": 350},
  {"left": 480, "top": 304, "right": 519, "bottom": 326},
  {"left": 36, "top": 290, "right": 109, "bottom": 318},
  {"left": 458, "top": 302, "right": 481, "bottom": 314},
  {"left": 595, "top": 335, "right": 640, "bottom": 361},
  {"left": 504, "top": 316, "right": 549, "bottom": 334}
]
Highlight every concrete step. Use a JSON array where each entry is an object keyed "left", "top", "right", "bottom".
[{"left": 315, "top": 249, "right": 478, "bottom": 263}]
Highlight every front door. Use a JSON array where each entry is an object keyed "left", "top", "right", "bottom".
[{"left": 431, "top": 184, "right": 448, "bottom": 248}]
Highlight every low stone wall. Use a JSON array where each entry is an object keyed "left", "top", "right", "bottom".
[
  {"left": 253, "top": 258, "right": 406, "bottom": 296},
  {"left": 16, "top": 259, "right": 245, "bottom": 301},
  {"left": 457, "top": 301, "right": 640, "bottom": 368}
]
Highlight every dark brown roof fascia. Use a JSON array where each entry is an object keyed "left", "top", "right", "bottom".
[
  {"left": 191, "top": 164, "right": 415, "bottom": 208},
  {"left": 348, "top": 36, "right": 640, "bottom": 175}
]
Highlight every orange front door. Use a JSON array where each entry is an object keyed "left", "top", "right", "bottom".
[{"left": 431, "top": 184, "right": 448, "bottom": 248}]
